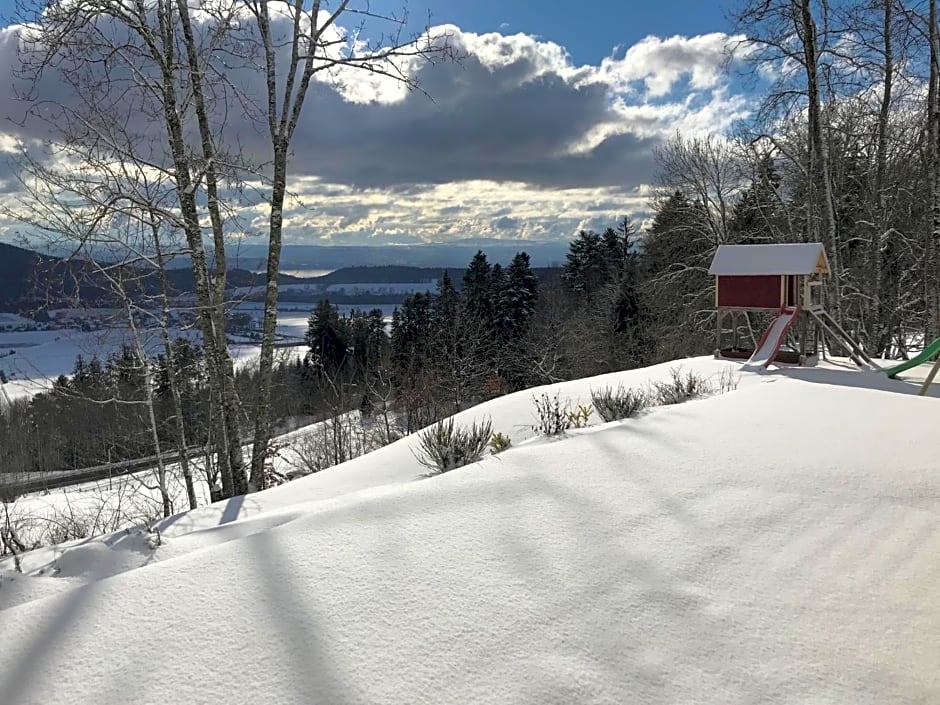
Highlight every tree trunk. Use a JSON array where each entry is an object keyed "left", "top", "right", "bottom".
[
  {"left": 153, "top": 223, "right": 198, "bottom": 511},
  {"left": 929, "top": 0, "right": 940, "bottom": 341},
  {"left": 122, "top": 297, "right": 172, "bottom": 519},
  {"left": 799, "top": 0, "right": 842, "bottom": 317},
  {"left": 872, "top": 0, "right": 894, "bottom": 356},
  {"left": 173, "top": 0, "right": 247, "bottom": 495},
  {"left": 249, "top": 141, "right": 289, "bottom": 491}
]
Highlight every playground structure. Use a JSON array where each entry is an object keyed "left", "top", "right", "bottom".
[
  {"left": 708, "top": 243, "right": 877, "bottom": 370},
  {"left": 883, "top": 339, "right": 940, "bottom": 395},
  {"left": 709, "top": 242, "right": 940, "bottom": 394}
]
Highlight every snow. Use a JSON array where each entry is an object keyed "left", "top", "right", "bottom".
[
  {"left": 0, "top": 313, "right": 31, "bottom": 328},
  {"left": 1, "top": 357, "right": 939, "bottom": 704},
  {"left": 0, "top": 327, "right": 270, "bottom": 400},
  {"left": 0, "top": 325, "right": 305, "bottom": 400},
  {"left": 709, "top": 242, "right": 828, "bottom": 275},
  {"left": 324, "top": 282, "right": 435, "bottom": 294}
]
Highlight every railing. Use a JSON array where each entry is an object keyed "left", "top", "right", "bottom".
[{"left": 0, "top": 445, "right": 206, "bottom": 497}]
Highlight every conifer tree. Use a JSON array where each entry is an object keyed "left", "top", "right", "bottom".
[
  {"left": 305, "top": 300, "right": 349, "bottom": 374},
  {"left": 462, "top": 251, "right": 494, "bottom": 325},
  {"left": 499, "top": 252, "right": 539, "bottom": 341}
]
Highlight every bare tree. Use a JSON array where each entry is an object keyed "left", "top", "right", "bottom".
[
  {"left": 242, "top": 2, "right": 454, "bottom": 490},
  {"left": 653, "top": 133, "right": 747, "bottom": 247},
  {"left": 732, "top": 0, "right": 844, "bottom": 311},
  {"left": 10, "top": 0, "right": 453, "bottom": 497}
]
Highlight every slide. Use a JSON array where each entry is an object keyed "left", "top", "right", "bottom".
[
  {"left": 883, "top": 337, "right": 940, "bottom": 378},
  {"left": 743, "top": 307, "right": 800, "bottom": 370}
]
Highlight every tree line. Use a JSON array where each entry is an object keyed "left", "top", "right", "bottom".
[{"left": 0, "top": 239, "right": 645, "bottom": 503}]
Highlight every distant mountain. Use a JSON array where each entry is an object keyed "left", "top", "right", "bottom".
[
  {"left": 209, "top": 240, "right": 571, "bottom": 272},
  {"left": 0, "top": 242, "right": 93, "bottom": 309},
  {"left": 0, "top": 242, "right": 564, "bottom": 313},
  {"left": 0, "top": 243, "right": 310, "bottom": 312}
]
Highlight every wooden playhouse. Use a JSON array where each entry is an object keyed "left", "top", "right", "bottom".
[{"left": 708, "top": 243, "right": 875, "bottom": 368}]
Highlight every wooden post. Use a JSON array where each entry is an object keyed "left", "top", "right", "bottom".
[
  {"left": 919, "top": 357, "right": 940, "bottom": 395},
  {"left": 717, "top": 309, "right": 726, "bottom": 354}
]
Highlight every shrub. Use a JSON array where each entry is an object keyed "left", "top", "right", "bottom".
[
  {"left": 591, "top": 385, "right": 650, "bottom": 422},
  {"left": 287, "top": 413, "right": 373, "bottom": 477},
  {"left": 567, "top": 404, "right": 593, "bottom": 428},
  {"left": 532, "top": 393, "right": 572, "bottom": 436},
  {"left": 716, "top": 368, "right": 741, "bottom": 394},
  {"left": 652, "top": 367, "right": 713, "bottom": 406},
  {"left": 415, "top": 417, "right": 493, "bottom": 475},
  {"left": 489, "top": 432, "right": 512, "bottom": 454}
]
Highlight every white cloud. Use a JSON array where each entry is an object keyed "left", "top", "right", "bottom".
[
  {"left": 597, "top": 33, "right": 742, "bottom": 98},
  {"left": 0, "top": 7, "right": 750, "bottom": 246}
]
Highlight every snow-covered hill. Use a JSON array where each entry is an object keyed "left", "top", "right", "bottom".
[{"left": 1, "top": 358, "right": 938, "bottom": 704}]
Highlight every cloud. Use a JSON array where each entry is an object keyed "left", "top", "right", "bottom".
[
  {"left": 0, "top": 7, "right": 749, "bottom": 246},
  {"left": 598, "top": 33, "right": 738, "bottom": 97}
]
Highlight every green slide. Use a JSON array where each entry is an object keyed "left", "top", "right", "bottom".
[{"left": 884, "top": 337, "right": 940, "bottom": 378}]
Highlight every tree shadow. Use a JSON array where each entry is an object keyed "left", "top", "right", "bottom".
[
  {"left": 251, "top": 530, "right": 366, "bottom": 703},
  {"left": 0, "top": 580, "right": 99, "bottom": 704},
  {"left": 218, "top": 494, "right": 245, "bottom": 526},
  {"left": 0, "top": 424, "right": 928, "bottom": 703}
]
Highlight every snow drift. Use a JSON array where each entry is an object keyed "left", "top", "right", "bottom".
[{"left": 0, "top": 358, "right": 938, "bottom": 704}]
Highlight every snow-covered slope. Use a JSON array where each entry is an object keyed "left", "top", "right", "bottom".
[{"left": 1, "top": 358, "right": 938, "bottom": 704}]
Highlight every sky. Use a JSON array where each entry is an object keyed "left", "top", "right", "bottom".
[
  {"left": 0, "top": 0, "right": 750, "bottom": 248},
  {"left": 407, "top": 1, "right": 731, "bottom": 64}
]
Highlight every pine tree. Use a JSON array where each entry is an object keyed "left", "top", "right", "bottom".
[
  {"left": 728, "top": 155, "right": 786, "bottom": 245},
  {"left": 462, "top": 251, "right": 493, "bottom": 324},
  {"left": 562, "top": 229, "right": 625, "bottom": 299},
  {"left": 305, "top": 300, "right": 349, "bottom": 373},
  {"left": 498, "top": 252, "right": 539, "bottom": 341},
  {"left": 391, "top": 292, "right": 433, "bottom": 375},
  {"left": 433, "top": 270, "right": 460, "bottom": 333},
  {"left": 346, "top": 308, "right": 387, "bottom": 376},
  {"left": 640, "top": 190, "right": 715, "bottom": 360}
]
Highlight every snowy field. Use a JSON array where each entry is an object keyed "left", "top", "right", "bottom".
[
  {"left": 0, "top": 302, "right": 327, "bottom": 399},
  {"left": 0, "top": 312, "right": 31, "bottom": 329},
  {"left": 234, "top": 301, "right": 398, "bottom": 322},
  {"left": 324, "top": 282, "right": 435, "bottom": 294},
  {"left": 0, "top": 326, "right": 281, "bottom": 400},
  {"left": 1, "top": 356, "right": 939, "bottom": 704}
]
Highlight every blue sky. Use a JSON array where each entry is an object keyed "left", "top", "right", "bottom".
[
  {"left": 410, "top": 0, "right": 732, "bottom": 64},
  {"left": 0, "top": 0, "right": 750, "bottom": 246}
]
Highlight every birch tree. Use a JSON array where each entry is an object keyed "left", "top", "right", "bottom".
[
  {"left": 238, "top": 1, "right": 453, "bottom": 490},
  {"left": 10, "top": 0, "right": 451, "bottom": 496}
]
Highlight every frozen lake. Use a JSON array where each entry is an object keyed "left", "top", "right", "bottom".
[{"left": 0, "top": 302, "right": 398, "bottom": 401}]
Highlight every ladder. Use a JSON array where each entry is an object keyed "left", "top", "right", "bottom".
[{"left": 807, "top": 307, "right": 879, "bottom": 370}]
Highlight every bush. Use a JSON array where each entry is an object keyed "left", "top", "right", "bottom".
[
  {"left": 567, "top": 404, "right": 593, "bottom": 428},
  {"left": 415, "top": 417, "right": 493, "bottom": 475},
  {"left": 716, "top": 368, "right": 741, "bottom": 394},
  {"left": 532, "top": 393, "right": 572, "bottom": 436},
  {"left": 652, "top": 367, "right": 712, "bottom": 406},
  {"left": 591, "top": 385, "right": 650, "bottom": 422},
  {"left": 489, "top": 432, "right": 512, "bottom": 454}
]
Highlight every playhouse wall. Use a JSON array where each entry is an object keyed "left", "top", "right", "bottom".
[{"left": 716, "top": 275, "right": 783, "bottom": 309}]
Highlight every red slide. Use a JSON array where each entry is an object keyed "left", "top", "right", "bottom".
[{"left": 743, "top": 307, "right": 801, "bottom": 370}]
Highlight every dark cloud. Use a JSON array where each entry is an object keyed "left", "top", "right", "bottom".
[
  {"left": 0, "top": 16, "right": 718, "bottom": 192},
  {"left": 0, "top": 11, "right": 742, "bottom": 244}
]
